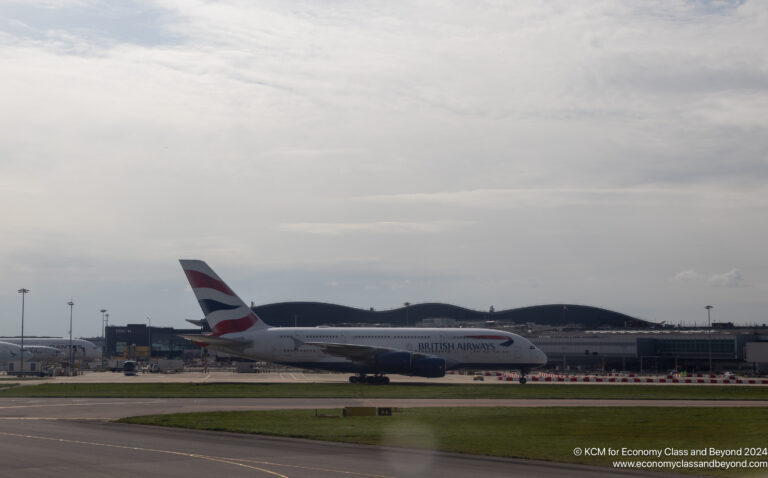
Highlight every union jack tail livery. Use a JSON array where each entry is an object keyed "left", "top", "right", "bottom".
[{"left": 180, "top": 259, "right": 269, "bottom": 335}]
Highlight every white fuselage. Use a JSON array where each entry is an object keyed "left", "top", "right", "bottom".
[
  {"left": 0, "top": 337, "right": 101, "bottom": 361},
  {"left": 178, "top": 259, "right": 548, "bottom": 379},
  {"left": 0, "top": 341, "right": 63, "bottom": 362},
  {"left": 217, "top": 327, "right": 547, "bottom": 373}
]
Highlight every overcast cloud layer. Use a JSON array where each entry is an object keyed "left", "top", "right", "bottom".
[{"left": 1, "top": 0, "right": 767, "bottom": 337}]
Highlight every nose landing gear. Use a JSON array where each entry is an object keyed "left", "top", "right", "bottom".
[{"left": 519, "top": 369, "right": 529, "bottom": 385}]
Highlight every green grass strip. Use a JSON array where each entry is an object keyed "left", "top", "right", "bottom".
[
  {"left": 120, "top": 407, "right": 768, "bottom": 476},
  {"left": 3, "top": 382, "right": 768, "bottom": 399}
]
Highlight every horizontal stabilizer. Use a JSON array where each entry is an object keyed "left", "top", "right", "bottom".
[{"left": 178, "top": 334, "right": 249, "bottom": 350}]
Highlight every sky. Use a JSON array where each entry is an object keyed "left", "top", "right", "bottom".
[{"left": 1, "top": 0, "right": 767, "bottom": 338}]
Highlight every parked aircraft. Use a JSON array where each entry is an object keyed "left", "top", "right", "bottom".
[
  {"left": 179, "top": 260, "right": 547, "bottom": 384},
  {"left": 0, "top": 337, "right": 100, "bottom": 361},
  {"left": 0, "top": 340, "right": 63, "bottom": 362}
]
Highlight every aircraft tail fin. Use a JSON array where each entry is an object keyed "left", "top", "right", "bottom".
[{"left": 179, "top": 260, "right": 269, "bottom": 335}]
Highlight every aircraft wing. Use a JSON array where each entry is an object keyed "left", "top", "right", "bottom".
[
  {"left": 178, "top": 334, "right": 249, "bottom": 351},
  {"left": 301, "top": 341, "right": 431, "bottom": 366}
]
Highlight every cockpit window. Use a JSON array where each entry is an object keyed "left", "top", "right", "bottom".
[{"left": 530, "top": 345, "right": 536, "bottom": 349}]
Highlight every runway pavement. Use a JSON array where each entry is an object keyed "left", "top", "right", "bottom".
[
  {"left": 9, "top": 369, "right": 765, "bottom": 386},
  {"left": 0, "top": 397, "right": 696, "bottom": 478},
  {"left": 0, "top": 417, "right": 691, "bottom": 478},
  {"left": 2, "top": 373, "right": 763, "bottom": 477},
  {"left": 3, "top": 370, "right": 478, "bottom": 386},
  {"left": 1, "top": 397, "right": 767, "bottom": 421}
]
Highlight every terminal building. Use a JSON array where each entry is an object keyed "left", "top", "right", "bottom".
[
  {"left": 104, "top": 324, "right": 203, "bottom": 361},
  {"left": 530, "top": 330, "right": 766, "bottom": 373},
  {"left": 103, "top": 302, "right": 768, "bottom": 373}
]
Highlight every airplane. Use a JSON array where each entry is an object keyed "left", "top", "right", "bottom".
[
  {"left": 0, "top": 340, "right": 63, "bottom": 362},
  {"left": 0, "top": 337, "right": 101, "bottom": 361},
  {"left": 179, "top": 260, "right": 547, "bottom": 384}
]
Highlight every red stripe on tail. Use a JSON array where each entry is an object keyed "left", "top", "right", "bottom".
[
  {"left": 211, "top": 315, "right": 258, "bottom": 336},
  {"left": 184, "top": 269, "right": 234, "bottom": 296}
]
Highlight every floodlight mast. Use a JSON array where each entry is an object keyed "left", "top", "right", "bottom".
[
  {"left": 705, "top": 305, "right": 714, "bottom": 374},
  {"left": 68, "top": 300, "right": 74, "bottom": 375},
  {"left": 18, "top": 289, "right": 29, "bottom": 377}
]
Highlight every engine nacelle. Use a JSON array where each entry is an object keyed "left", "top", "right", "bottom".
[
  {"left": 412, "top": 357, "right": 446, "bottom": 378},
  {"left": 374, "top": 351, "right": 412, "bottom": 374}
]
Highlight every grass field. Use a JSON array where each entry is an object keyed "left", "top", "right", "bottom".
[
  {"left": 120, "top": 407, "right": 768, "bottom": 476},
  {"left": 2, "top": 382, "right": 768, "bottom": 399}
]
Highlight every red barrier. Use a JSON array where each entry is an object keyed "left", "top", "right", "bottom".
[{"left": 490, "top": 373, "right": 767, "bottom": 386}]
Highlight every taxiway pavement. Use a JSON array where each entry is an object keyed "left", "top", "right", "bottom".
[{"left": 0, "top": 409, "right": 686, "bottom": 478}]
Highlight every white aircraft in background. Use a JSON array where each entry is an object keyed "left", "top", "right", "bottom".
[
  {"left": 0, "top": 337, "right": 100, "bottom": 361},
  {"left": 0, "top": 341, "right": 63, "bottom": 362},
  {"left": 179, "top": 260, "right": 547, "bottom": 384}
]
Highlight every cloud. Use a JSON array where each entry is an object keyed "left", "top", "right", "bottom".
[
  {"left": 673, "top": 269, "right": 703, "bottom": 283},
  {"left": 1, "top": 1, "right": 768, "bottom": 331},
  {"left": 278, "top": 221, "right": 471, "bottom": 236},
  {"left": 708, "top": 269, "right": 744, "bottom": 287}
]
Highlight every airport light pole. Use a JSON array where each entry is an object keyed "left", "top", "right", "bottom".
[
  {"left": 100, "top": 309, "right": 107, "bottom": 367},
  {"left": 105, "top": 313, "right": 110, "bottom": 363},
  {"left": 18, "top": 289, "right": 29, "bottom": 377},
  {"left": 146, "top": 317, "right": 152, "bottom": 361},
  {"left": 706, "top": 305, "right": 714, "bottom": 374},
  {"left": 67, "top": 300, "right": 74, "bottom": 375}
]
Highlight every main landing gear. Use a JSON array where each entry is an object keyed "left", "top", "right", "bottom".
[{"left": 349, "top": 374, "right": 390, "bottom": 385}]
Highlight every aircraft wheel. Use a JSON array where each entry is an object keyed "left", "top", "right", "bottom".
[
  {"left": 349, "top": 376, "right": 359, "bottom": 384},
  {"left": 382, "top": 376, "right": 390, "bottom": 384},
  {"left": 519, "top": 377, "right": 527, "bottom": 385}
]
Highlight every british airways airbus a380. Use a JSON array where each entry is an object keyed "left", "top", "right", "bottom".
[{"left": 180, "top": 260, "right": 547, "bottom": 384}]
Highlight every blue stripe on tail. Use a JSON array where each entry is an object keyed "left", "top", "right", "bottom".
[{"left": 198, "top": 299, "right": 240, "bottom": 315}]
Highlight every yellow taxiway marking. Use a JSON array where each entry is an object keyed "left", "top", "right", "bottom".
[
  {"left": 0, "top": 400, "right": 162, "bottom": 410},
  {"left": 0, "top": 429, "right": 398, "bottom": 478},
  {"left": 225, "top": 457, "right": 397, "bottom": 478},
  {"left": 0, "top": 430, "right": 288, "bottom": 477}
]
